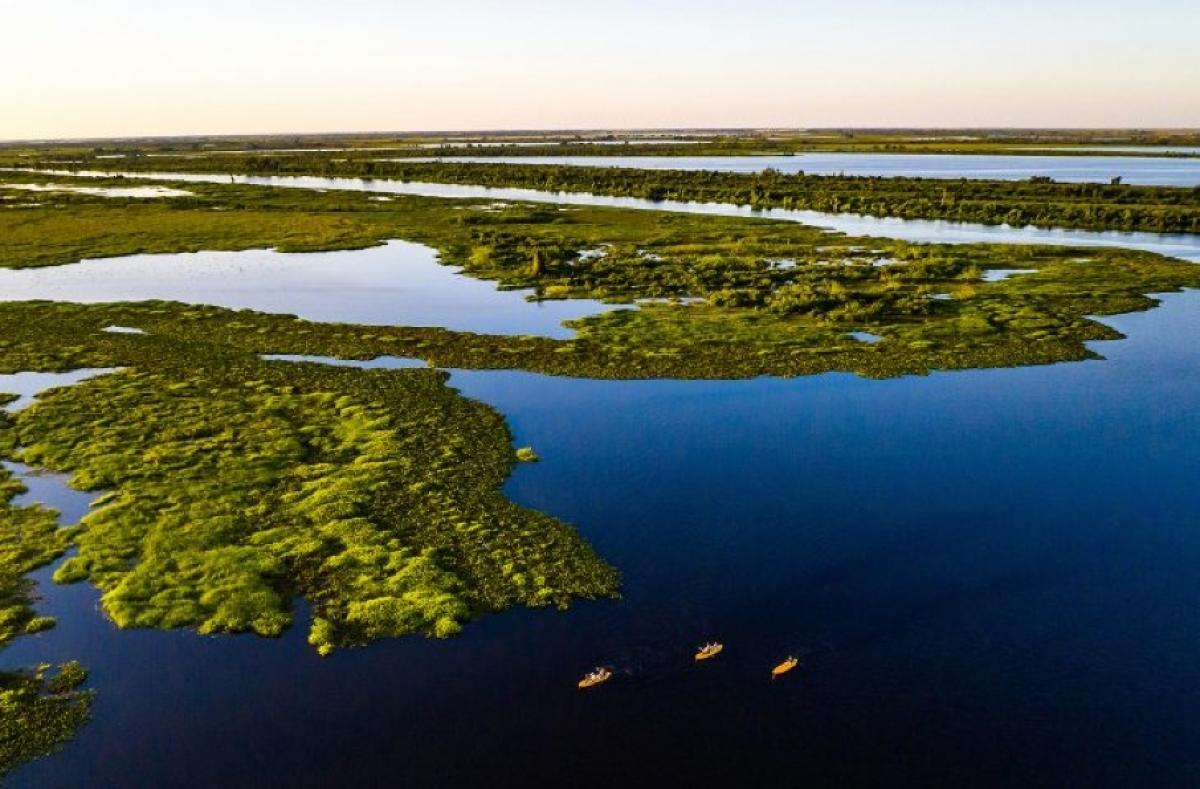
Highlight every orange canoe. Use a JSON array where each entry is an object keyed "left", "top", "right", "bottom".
[
  {"left": 771, "top": 657, "right": 799, "bottom": 678},
  {"left": 578, "top": 668, "right": 612, "bottom": 689},
  {"left": 695, "top": 643, "right": 724, "bottom": 661}
]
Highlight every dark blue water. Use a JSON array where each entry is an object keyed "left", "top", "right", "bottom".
[
  {"left": 1, "top": 462, "right": 96, "bottom": 525},
  {"left": 5, "top": 291, "right": 1200, "bottom": 788}
]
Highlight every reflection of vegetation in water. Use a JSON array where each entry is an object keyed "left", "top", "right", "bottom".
[{"left": 0, "top": 411, "right": 93, "bottom": 776}]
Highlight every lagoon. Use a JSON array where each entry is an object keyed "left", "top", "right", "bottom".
[
  {"left": 0, "top": 241, "right": 623, "bottom": 339},
  {"left": 6, "top": 287, "right": 1200, "bottom": 787}
]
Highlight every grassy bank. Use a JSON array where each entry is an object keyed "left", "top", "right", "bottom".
[{"left": 35, "top": 153, "right": 1200, "bottom": 234}]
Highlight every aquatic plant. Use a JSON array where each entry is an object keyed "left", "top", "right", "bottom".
[
  {"left": 0, "top": 443, "right": 93, "bottom": 775},
  {"left": 52, "top": 151, "right": 1200, "bottom": 233},
  {"left": 0, "top": 458, "right": 73, "bottom": 648},
  {"left": 0, "top": 661, "right": 92, "bottom": 776},
  {"left": 8, "top": 362, "right": 617, "bottom": 655}
]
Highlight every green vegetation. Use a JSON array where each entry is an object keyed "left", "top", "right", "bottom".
[
  {"left": 0, "top": 456, "right": 74, "bottom": 647},
  {"left": 2, "top": 172, "right": 1198, "bottom": 383},
  {"left": 0, "top": 174, "right": 416, "bottom": 269},
  {"left": 265, "top": 160, "right": 1200, "bottom": 233},
  {"left": 40, "top": 150, "right": 1200, "bottom": 234},
  {"left": 0, "top": 435, "right": 93, "bottom": 775},
  {"left": 0, "top": 660, "right": 92, "bottom": 776},
  {"left": 4, "top": 357, "right": 618, "bottom": 655},
  {"left": 0, "top": 170, "right": 872, "bottom": 271}
]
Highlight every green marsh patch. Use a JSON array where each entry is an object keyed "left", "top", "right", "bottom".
[{"left": 10, "top": 362, "right": 618, "bottom": 655}]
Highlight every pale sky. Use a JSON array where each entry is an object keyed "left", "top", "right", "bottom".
[{"left": 3, "top": 0, "right": 1198, "bottom": 140}]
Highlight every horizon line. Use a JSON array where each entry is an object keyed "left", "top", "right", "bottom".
[{"left": 5, "top": 126, "right": 1200, "bottom": 147}]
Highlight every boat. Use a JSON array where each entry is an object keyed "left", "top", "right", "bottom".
[
  {"left": 694, "top": 642, "right": 724, "bottom": 661},
  {"left": 771, "top": 656, "right": 799, "bottom": 678},
  {"left": 578, "top": 667, "right": 612, "bottom": 689}
]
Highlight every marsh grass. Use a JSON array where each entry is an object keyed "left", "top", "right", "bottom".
[
  {"left": 7, "top": 359, "right": 618, "bottom": 656},
  {"left": 0, "top": 440, "right": 93, "bottom": 775},
  {"left": 39, "top": 151, "right": 1200, "bottom": 233}
]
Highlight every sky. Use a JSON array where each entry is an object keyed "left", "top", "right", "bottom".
[{"left": 3, "top": 0, "right": 1199, "bottom": 140}]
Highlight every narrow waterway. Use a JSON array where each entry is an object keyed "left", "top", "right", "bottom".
[
  {"left": 397, "top": 151, "right": 1200, "bottom": 186},
  {"left": 22, "top": 169, "right": 1200, "bottom": 262}
]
